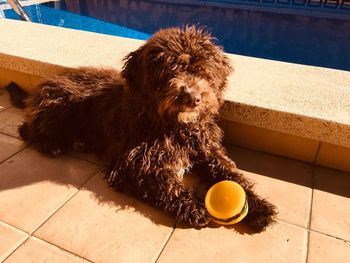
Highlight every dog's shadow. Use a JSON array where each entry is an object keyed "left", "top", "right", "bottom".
[
  {"left": 77, "top": 155, "right": 259, "bottom": 235},
  {"left": 0, "top": 144, "right": 257, "bottom": 234},
  {"left": 84, "top": 168, "right": 258, "bottom": 234},
  {"left": 1, "top": 144, "right": 177, "bottom": 228}
]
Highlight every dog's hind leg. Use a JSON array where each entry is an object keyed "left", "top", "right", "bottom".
[
  {"left": 20, "top": 118, "right": 74, "bottom": 156},
  {"left": 21, "top": 86, "right": 82, "bottom": 156}
]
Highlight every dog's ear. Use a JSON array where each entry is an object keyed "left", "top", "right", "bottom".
[
  {"left": 217, "top": 54, "right": 233, "bottom": 91},
  {"left": 215, "top": 54, "right": 233, "bottom": 106},
  {"left": 121, "top": 44, "right": 166, "bottom": 94},
  {"left": 206, "top": 46, "right": 233, "bottom": 95},
  {"left": 121, "top": 45, "right": 146, "bottom": 92},
  {"left": 201, "top": 36, "right": 233, "bottom": 93}
]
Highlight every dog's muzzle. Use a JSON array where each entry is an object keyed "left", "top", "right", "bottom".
[{"left": 177, "top": 111, "right": 199, "bottom": 123}]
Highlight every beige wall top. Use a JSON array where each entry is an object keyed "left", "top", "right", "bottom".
[{"left": 0, "top": 19, "right": 349, "bottom": 147}]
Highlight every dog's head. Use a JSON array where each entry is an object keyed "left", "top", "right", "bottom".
[{"left": 122, "top": 26, "right": 232, "bottom": 125}]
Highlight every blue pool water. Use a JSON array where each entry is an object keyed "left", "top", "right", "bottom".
[
  {"left": 2, "top": 0, "right": 350, "bottom": 70},
  {"left": 3, "top": 3, "right": 150, "bottom": 39}
]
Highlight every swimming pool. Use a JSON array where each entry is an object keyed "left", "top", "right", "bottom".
[{"left": 2, "top": 0, "right": 350, "bottom": 70}]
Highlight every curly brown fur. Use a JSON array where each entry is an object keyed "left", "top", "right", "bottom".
[{"left": 13, "top": 26, "right": 276, "bottom": 231}]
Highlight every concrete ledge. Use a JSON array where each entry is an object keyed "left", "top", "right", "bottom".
[{"left": 1, "top": 19, "right": 350, "bottom": 150}]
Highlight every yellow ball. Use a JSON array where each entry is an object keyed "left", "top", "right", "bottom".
[{"left": 205, "top": 180, "right": 248, "bottom": 225}]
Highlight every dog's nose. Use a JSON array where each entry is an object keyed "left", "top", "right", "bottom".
[
  {"left": 182, "top": 92, "right": 202, "bottom": 107},
  {"left": 193, "top": 93, "right": 202, "bottom": 106}
]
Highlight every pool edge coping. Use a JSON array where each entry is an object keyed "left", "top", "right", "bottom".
[{"left": 1, "top": 19, "right": 350, "bottom": 149}]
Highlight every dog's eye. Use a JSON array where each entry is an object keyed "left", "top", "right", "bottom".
[
  {"left": 178, "top": 85, "right": 186, "bottom": 92},
  {"left": 175, "top": 93, "right": 185, "bottom": 103}
]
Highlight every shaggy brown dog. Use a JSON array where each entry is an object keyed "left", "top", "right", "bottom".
[{"left": 9, "top": 26, "right": 276, "bottom": 231}]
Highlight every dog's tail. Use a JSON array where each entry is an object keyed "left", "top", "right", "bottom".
[
  {"left": 5, "top": 82, "right": 28, "bottom": 109},
  {"left": 5, "top": 82, "right": 30, "bottom": 140}
]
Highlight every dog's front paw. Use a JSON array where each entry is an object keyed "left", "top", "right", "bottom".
[
  {"left": 174, "top": 199, "right": 210, "bottom": 228},
  {"left": 36, "top": 142, "right": 64, "bottom": 157},
  {"left": 73, "top": 141, "right": 88, "bottom": 152},
  {"left": 191, "top": 205, "right": 211, "bottom": 228},
  {"left": 244, "top": 196, "right": 277, "bottom": 232},
  {"left": 182, "top": 203, "right": 210, "bottom": 229}
]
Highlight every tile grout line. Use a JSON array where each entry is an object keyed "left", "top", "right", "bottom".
[
  {"left": 0, "top": 121, "right": 101, "bottom": 262},
  {"left": 0, "top": 144, "right": 28, "bottom": 165},
  {"left": 2, "top": 234, "right": 93, "bottom": 263},
  {"left": 5, "top": 171, "right": 102, "bottom": 263},
  {"left": 0, "top": 221, "right": 30, "bottom": 263},
  {"left": 0, "top": 128, "right": 104, "bottom": 168},
  {"left": 312, "top": 142, "right": 322, "bottom": 166},
  {"left": 309, "top": 228, "right": 350, "bottom": 243},
  {"left": 1, "top": 236, "right": 30, "bottom": 263},
  {"left": 30, "top": 170, "right": 101, "bottom": 236},
  {"left": 275, "top": 218, "right": 307, "bottom": 231},
  {"left": 0, "top": 105, "right": 23, "bottom": 139},
  {"left": 30, "top": 236, "right": 94, "bottom": 263},
  {"left": 0, "top": 218, "right": 94, "bottom": 263},
  {"left": 0, "top": 105, "right": 27, "bottom": 139},
  {"left": 154, "top": 225, "right": 176, "bottom": 263},
  {"left": 0, "top": 105, "right": 11, "bottom": 113},
  {"left": 67, "top": 152, "right": 105, "bottom": 167},
  {"left": 305, "top": 141, "right": 322, "bottom": 263},
  {"left": 0, "top": 130, "right": 21, "bottom": 140},
  {"left": 0, "top": 220, "right": 30, "bottom": 235},
  {"left": 0, "top": 106, "right": 16, "bottom": 115},
  {"left": 276, "top": 218, "right": 348, "bottom": 244},
  {"left": 275, "top": 217, "right": 350, "bottom": 243}
]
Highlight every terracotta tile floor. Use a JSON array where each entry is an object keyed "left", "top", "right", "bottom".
[{"left": 0, "top": 91, "right": 349, "bottom": 263}]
